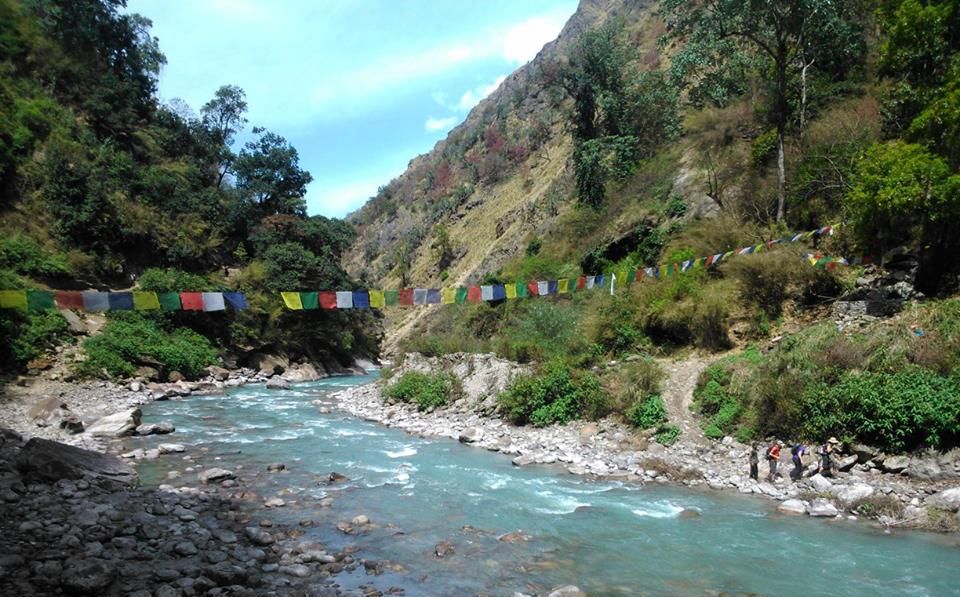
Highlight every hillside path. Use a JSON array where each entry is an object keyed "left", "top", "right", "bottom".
[{"left": 656, "top": 356, "right": 716, "bottom": 445}]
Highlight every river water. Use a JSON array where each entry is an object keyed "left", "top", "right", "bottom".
[{"left": 128, "top": 375, "right": 960, "bottom": 596}]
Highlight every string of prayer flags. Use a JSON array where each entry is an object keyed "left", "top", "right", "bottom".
[{"left": 0, "top": 290, "right": 246, "bottom": 313}]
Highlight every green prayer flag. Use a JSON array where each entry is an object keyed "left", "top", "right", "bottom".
[
  {"left": 455, "top": 287, "right": 468, "bottom": 304},
  {"left": 626, "top": 270, "right": 636, "bottom": 284},
  {"left": 27, "top": 290, "right": 55, "bottom": 311},
  {"left": 516, "top": 282, "right": 529, "bottom": 298},
  {"left": 300, "top": 291, "right": 319, "bottom": 310},
  {"left": 384, "top": 290, "right": 399, "bottom": 306},
  {"left": 158, "top": 292, "right": 181, "bottom": 311}
]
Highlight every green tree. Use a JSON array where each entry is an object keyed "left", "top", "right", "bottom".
[
  {"left": 200, "top": 84, "right": 247, "bottom": 188},
  {"left": 662, "top": 0, "right": 864, "bottom": 222},
  {"left": 234, "top": 127, "right": 313, "bottom": 217}
]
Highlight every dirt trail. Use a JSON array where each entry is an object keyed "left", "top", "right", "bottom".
[{"left": 657, "top": 356, "right": 715, "bottom": 445}]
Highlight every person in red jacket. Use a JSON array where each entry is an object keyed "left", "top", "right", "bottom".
[{"left": 766, "top": 441, "right": 783, "bottom": 482}]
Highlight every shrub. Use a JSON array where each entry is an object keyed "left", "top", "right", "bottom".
[
  {"left": 627, "top": 395, "right": 667, "bottom": 429},
  {"left": 77, "top": 314, "right": 216, "bottom": 380},
  {"left": 385, "top": 371, "right": 459, "bottom": 411},
  {"left": 0, "top": 234, "right": 69, "bottom": 277},
  {"left": 654, "top": 424, "right": 681, "bottom": 445},
  {"left": 850, "top": 495, "right": 905, "bottom": 519},
  {"left": 138, "top": 267, "right": 211, "bottom": 292},
  {"left": 498, "top": 360, "right": 608, "bottom": 426},
  {"left": 0, "top": 309, "right": 71, "bottom": 371}
]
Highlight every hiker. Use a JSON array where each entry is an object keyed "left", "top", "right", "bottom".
[
  {"left": 818, "top": 437, "right": 839, "bottom": 477},
  {"left": 749, "top": 444, "right": 759, "bottom": 481},
  {"left": 790, "top": 443, "right": 807, "bottom": 481},
  {"left": 766, "top": 441, "right": 783, "bottom": 482}
]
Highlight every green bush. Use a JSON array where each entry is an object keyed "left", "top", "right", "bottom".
[
  {"left": 655, "top": 424, "right": 681, "bottom": 445},
  {"left": 138, "top": 267, "right": 212, "bottom": 292},
  {"left": 498, "top": 360, "right": 608, "bottom": 426},
  {"left": 627, "top": 394, "right": 667, "bottom": 429},
  {"left": 385, "top": 371, "right": 459, "bottom": 411},
  {"left": 0, "top": 234, "right": 69, "bottom": 277},
  {"left": 77, "top": 313, "right": 216, "bottom": 379},
  {"left": 0, "top": 309, "right": 71, "bottom": 372}
]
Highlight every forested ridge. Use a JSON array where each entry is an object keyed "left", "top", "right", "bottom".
[{"left": 0, "top": 0, "right": 379, "bottom": 376}]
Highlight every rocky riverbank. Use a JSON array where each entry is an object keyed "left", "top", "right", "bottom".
[{"left": 329, "top": 353, "right": 960, "bottom": 534}]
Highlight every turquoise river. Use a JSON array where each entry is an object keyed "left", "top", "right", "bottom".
[{"left": 127, "top": 375, "right": 960, "bottom": 596}]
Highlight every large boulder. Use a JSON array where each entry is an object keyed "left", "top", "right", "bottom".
[
  {"left": 60, "top": 558, "right": 117, "bottom": 593},
  {"left": 282, "top": 363, "right": 323, "bottom": 382},
  {"left": 808, "top": 498, "right": 839, "bottom": 517},
  {"left": 208, "top": 366, "right": 231, "bottom": 381},
  {"left": 808, "top": 474, "right": 833, "bottom": 493},
  {"left": 906, "top": 458, "right": 942, "bottom": 481},
  {"left": 836, "top": 454, "right": 858, "bottom": 472},
  {"left": 198, "top": 468, "right": 236, "bottom": 484},
  {"left": 852, "top": 443, "right": 880, "bottom": 463},
  {"left": 135, "top": 422, "right": 175, "bottom": 436},
  {"left": 926, "top": 487, "right": 960, "bottom": 512},
  {"left": 251, "top": 353, "right": 288, "bottom": 376},
  {"left": 835, "top": 483, "right": 875, "bottom": 505},
  {"left": 17, "top": 438, "right": 137, "bottom": 488},
  {"left": 878, "top": 455, "right": 911, "bottom": 474},
  {"left": 265, "top": 376, "right": 290, "bottom": 390},
  {"left": 458, "top": 427, "right": 483, "bottom": 444},
  {"left": 777, "top": 499, "right": 807, "bottom": 515},
  {"left": 85, "top": 408, "right": 141, "bottom": 437}
]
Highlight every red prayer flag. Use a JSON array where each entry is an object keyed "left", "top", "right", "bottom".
[
  {"left": 635, "top": 269, "right": 644, "bottom": 282},
  {"left": 179, "top": 292, "right": 203, "bottom": 311},
  {"left": 467, "top": 286, "right": 481, "bottom": 303},
  {"left": 319, "top": 291, "right": 337, "bottom": 309},
  {"left": 399, "top": 288, "right": 414, "bottom": 306},
  {"left": 576, "top": 276, "right": 587, "bottom": 290},
  {"left": 526, "top": 281, "right": 539, "bottom": 296},
  {"left": 55, "top": 291, "right": 84, "bottom": 310}
]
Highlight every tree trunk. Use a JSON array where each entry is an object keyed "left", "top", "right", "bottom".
[{"left": 776, "top": 128, "right": 786, "bottom": 223}]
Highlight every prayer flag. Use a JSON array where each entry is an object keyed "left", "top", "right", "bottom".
[
  {"left": 516, "top": 282, "right": 529, "bottom": 298},
  {"left": 617, "top": 270, "right": 629, "bottom": 285},
  {"left": 644, "top": 267, "right": 655, "bottom": 279},
  {"left": 681, "top": 260, "right": 693, "bottom": 272},
  {"left": 455, "top": 287, "right": 468, "bottom": 304},
  {"left": 202, "top": 292, "right": 225, "bottom": 312},
  {"left": 635, "top": 269, "right": 645, "bottom": 282},
  {"left": 369, "top": 290, "right": 385, "bottom": 309},
  {"left": 0, "top": 290, "right": 27, "bottom": 310},
  {"left": 180, "top": 292, "right": 204, "bottom": 311},
  {"left": 223, "top": 292, "right": 247, "bottom": 310},
  {"left": 413, "top": 288, "right": 428, "bottom": 305},
  {"left": 158, "top": 292, "right": 181, "bottom": 311},
  {"left": 586, "top": 276, "right": 596, "bottom": 289},
  {"left": 505, "top": 284, "right": 517, "bottom": 299},
  {"left": 300, "top": 291, "right": 319, "bottom": 310},
  {"left": 538, "top": 281, "right": 549, "bottom": 296},
  {"left": 492, "top": 285, "right": 506, "bottom": 301},
  {"left": 596, "top": 274, "right": 606, "bottom": 288},
  {"left": 576, "top": 276, "right": 587, "bottom": 290},
  {"left": 610, "top": 272, "right": 616, "bottom": 296},
  {"left": 626, "top": 270, "right": 636, "bottom": 284},
  {"left": 385, "top": 290, "right": 399, "bottom": 306},
  {"left": 55, "top": 291, "right": 84, "bottom": 310},
  {"left": 353, "top": 291, "right": 370, "bottom": 309},
  {"left": 281, "top": 292, "right": 304, "bottom": 310},
  {"left": 527, "top": 281, "right": 539, "bottom": 296},
  {"left": 399, "top": 288, "right": 414, "bottom": 306},
  {"left": 426, "top": 289, "right": 441, "bottom": 304},
  {"left": 548, "top": 280, "right": 558, "bottom": 295},
  {"left": 558, "top": 279, "right": 569, "bottom": 294},
  {"left": 133, "top": 291, "right": 160, "bottom": 310},
  {"left": 336, "top": 291, "right": 353, "bottom": 309},
  {"left": 467, "top": 286, "right": 481, "bottom": 303},
  {"left": 27, "top": 290, "right": 54, "bottom": 311},
  {"left": 441, "top": 287, "right": 456, "bottom": 304},
  {"left": 83, "top": 291, "right": 110, "bottom": 312},
  {"left": 480, "top": 285, "right": 494, "bottom": 301},
  {"left": 109, "top": 292, "right": 134, "bottom": 311},
  {"left": 319, "top": 291, "right": 338, "bottom": 309}
]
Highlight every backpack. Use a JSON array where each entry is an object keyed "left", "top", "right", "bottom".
[{"left": 791, "top": 444, "right": 803, "bottom": 457}]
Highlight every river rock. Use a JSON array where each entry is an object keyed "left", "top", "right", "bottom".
[
  {"left": 836, "top": 454, "right": 858, "bottom": 472},
  {"left": 198, "top": 468, "right": 236, "bottom": 484},
  {"left": 808, "top": 474, "right": 833, "bottom": 493},
  {"left": 777, "top": 499, "right": 807, "bottom": 515},
  {"left": 836, "top": 483, "right": 874, "bottom": 505},
  {"left": 279, "top": 564, "right": 311, "bottom": 578},
  {"left": 252, "top": 353, "right": 288, "bottom": 375},
  {"left": 926, "top": 487, "right": 960, "bottom": 512},
  {"left": 136, "top": 422, "right": 175, "bottom": 436},
  {"left": 58, "top": 410, "right": 85, "bottom": 434},
  {"left": 578, "top": 423, "right": 599, "bottom": 442},
  {"left": 158, "top": 443, "right": 185, "bottom": 454},
  {"left": 282, "top": 363, "right": 322, "bottom": 382},
  {"left": 878, "top": 455, "right": 910, "bottom": 473},
  {"left": 458, "top": 427, "right": 482, "bottom": 444},
  {"left": 547, "top": 586, "right": 586, "bottom": 597},
  {"left": 498, "top": 531, "right": 530, "bottom": 543},
  {"left": 512, "top": 454, "right": 536, "bottom": 467},
  {"left": 351, "top": 514, "right": 370, "bottom": 526},
  {"left": 906, "top": 458, "right": 942, "bottom": 480},
  {"left": 167, "top": 370, "right": 185, "bottom": 382},
  {"left": 244, "top": 527, "right": 275, "bottom": 546},
  {"left": 265, "top": 376, "right": 290, "bottom": 390},
  {"left": 60, "top": 558, "right": 116, "bottom": 593},
  {"left": 264, "top": 497, "right": 286, "bottom": 507},
  {"left": 267, "top": 462, "right": 286, "bottom": 472},
  {"left": 808, "top": 498, "right": 839, "bottom": 517},
  {"left": 852, "top": 443, "right": 880, "bottom": 463},
  {"left": 85, "top": 408, "right": 142, "bottom": 437},
  {"left": 434, "top": 540, "right": 455, "bottom": 558},
  {"left": 17, "top": 437, "right": 137, "bottom": 488},
  {"left": 208, "top": 366, "right": 231, "bottom": 381}
]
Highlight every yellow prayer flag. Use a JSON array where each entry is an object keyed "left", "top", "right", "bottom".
[
  {"left": 754, "top": 243, "right": 764, "bottom": 253},
  {"left": 617, "top": 270, "right": 628, "bottom": 285},
  {"left": 505, "top": 284, "right": 517, "bottom": 299},
  {"left": 0, "top": 290, "right": 27, "bottom": 310},
  {"left": 441, "top": 287, "right": 456, "bottom": 304},
  {"left": 369, "top": 290, "right": 385, "bottom": 308},
  {"left": 558, "top": 279, "right": 569, "bottom": 294},
  {"left": 281, "top": 292, "right": 304, "bottom": 310},
  {"left": 132, "top": 291, "right": 160, "bottom": 310}
]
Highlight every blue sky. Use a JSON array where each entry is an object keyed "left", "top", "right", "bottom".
[{"left": 127, "top": 0, "right": 578, "bottom": 218}]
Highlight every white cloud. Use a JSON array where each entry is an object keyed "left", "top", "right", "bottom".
[
  {"left": 500, "top": 14, "right": 568, "bottom": 64},
  {"left": 425, "top": 116, "right": 458, "bottom": 132},
  {"left": 456, "top": 75, "right": 507, "bottom": 111}
]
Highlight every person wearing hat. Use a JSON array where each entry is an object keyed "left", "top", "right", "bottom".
[{"left": 818, "top": 437, "right": 840, "bottom": 477}]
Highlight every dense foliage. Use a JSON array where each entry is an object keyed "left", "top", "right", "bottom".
[
  {"left": 498, "top": 360, "right": 607, "bottom": 426},
  {"left": 385, "top": 371, "right": 460, "bottom": 411}
]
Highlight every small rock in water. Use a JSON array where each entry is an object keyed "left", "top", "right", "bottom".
[
  {"left": 434, "top": 541, "right": 455, "bottom": 558},
  {"left": 244, "top": 527, "right": 274, "bottom": 546},
  {"left": 678, "top": 509, "right": 700, "bottom": 519},
  {"left": 352, "top": 514, "right": 370, "bottom": 526},
  {"left": 267, "top": 462, "right": 286, "bottom": 472},
  {"left": 498, "top": 531, "right": 530, "bottom": 543},
  {"left": 778, "top": 499, "right": 808, "bottom": 515},
  {"left": 326, "top": 472, "right": 347, "bottom": 484},
  {"left": 548, "top": 586, "right": 586, "bottom": 597},
  {"left": 264, "top": 497, "right": 286, "bottom": 507},
  {"left": 198, "top": 467, "right": 235, "bottom": 484}
]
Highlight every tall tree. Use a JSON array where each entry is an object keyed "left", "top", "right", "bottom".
[
  {"left": 662, "top": 0, "right": 863, "bottom": 223},
  {"left": 233, "top": 127, "right": 312, "bottom": 217},
  {"left": 200, "top": 84, "right": 247, "bottom": 188}
]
